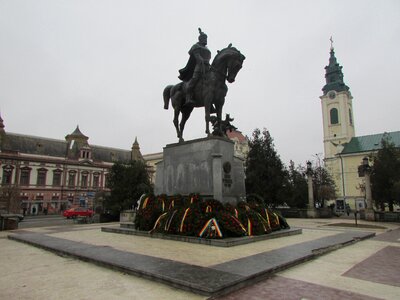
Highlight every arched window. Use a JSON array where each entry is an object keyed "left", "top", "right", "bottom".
[
  {"left": 330, "top": 108, "right": 339, "bottom": 124},
  {"left": 2, "top": 165, "right": 14, "bottom": 184},
  {"left": 349, "top": 109, "right": 353, "bottom": 125},
  {"left": 68, "top": 170, "right": 77, "bottom": 187}
]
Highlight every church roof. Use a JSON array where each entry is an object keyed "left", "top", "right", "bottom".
[
  {"left": 322, "top": 48, "right": 350, "bottom": 95},
  {"left": 341, "top": 131, "right": 400, "bottom": 154}
]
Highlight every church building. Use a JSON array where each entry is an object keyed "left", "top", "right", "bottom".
[{"left": 320, "top": 44, "right": 400, "bottom": 212}]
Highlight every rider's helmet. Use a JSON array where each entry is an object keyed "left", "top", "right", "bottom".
[{"left": 198, "top": 28, "right": 207, "bottom": 44}]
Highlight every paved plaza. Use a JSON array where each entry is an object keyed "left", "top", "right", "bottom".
[{"left": 1, "top": 218, "right": 399, "bottom": 299}]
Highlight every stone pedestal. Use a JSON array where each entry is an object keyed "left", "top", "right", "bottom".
[{"left": 154, "top": 136, "right": 246, "bottom": 204}]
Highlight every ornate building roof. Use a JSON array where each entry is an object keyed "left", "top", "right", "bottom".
[{"left": 1, "top": 129, "right": 133, "bottom": 163}]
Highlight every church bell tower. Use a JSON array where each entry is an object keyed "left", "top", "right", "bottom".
[{"left": 320, "top": 40, "right": 355, "bottom": 159}]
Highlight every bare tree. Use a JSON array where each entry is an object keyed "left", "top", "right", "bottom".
[{"left": 0, "top": 185, "right": 22, "bottom": 213}]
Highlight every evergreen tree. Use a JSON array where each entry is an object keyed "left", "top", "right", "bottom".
[
  {"left": 286, "top": 161, "right": 308, "bottom": 208},
  {"left": 371, "top": 134, "right": 400, "bottom": 211},
  {"left": 104, "top": 160, "right": 153, "bottom": 215},
  {"left": 245, "top": 128, "right": 289, "bottom": 207}
]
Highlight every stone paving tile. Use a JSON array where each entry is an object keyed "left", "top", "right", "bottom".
[
  {"left": 372, "top": 228, "right": 400, "bottom": 243},
  {"left": 211, "top": 231, "right": 374, "bottom": 277},
  {"left": 343, "top": 246, "right": 400, "bottom": 287},
  {"left": 212, "top": 275, "right": 383, "bottom": 300}
]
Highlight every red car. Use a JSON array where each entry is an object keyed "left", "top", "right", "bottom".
[{"left": 63, "top": 207, "right": 94, "bottom": 219}]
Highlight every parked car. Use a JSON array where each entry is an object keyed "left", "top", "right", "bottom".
[{"left": 63, "top": 207, "right": 94, "bottom": 219}]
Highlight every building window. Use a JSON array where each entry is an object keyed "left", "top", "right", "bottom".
[
  {"left": 2, "top": 166, "right": 13, "bottom": 184},
  {"left": 93, "top": 173, "right": 100, "bottom": 188},
  {"left": 105, "top": 173, "right": 110, "bottom": 188},
  {"left": 81, "top": 172, "right": 88, "bottom": 188},
  {"left": 330, "top": 108, "right": 339, "bottom": 125},
  {"left": 20, "top": 167, "right": 31, "bottom": 186},
  {"left": 53, "top": 170, "right": 62, "bottom": 186},
  {"left": 37, "top": 168, "right": 47, "bottom": 186},
  {"left": 68, "top": 171, "right": 76, "bottom": 187}
]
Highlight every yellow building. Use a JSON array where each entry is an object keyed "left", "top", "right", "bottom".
[{"left": 320, "top": 45, "right": 400, "bottom": 212}]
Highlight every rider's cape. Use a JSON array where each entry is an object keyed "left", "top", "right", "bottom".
[{"left": 178, "top": 43, "right": 206, "bottom": 82}]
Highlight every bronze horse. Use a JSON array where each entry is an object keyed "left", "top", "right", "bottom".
[{"left": 163, "top": 45, "right": 245, "bottom": 141}]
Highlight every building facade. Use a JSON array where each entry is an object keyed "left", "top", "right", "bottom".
[
  {"left": 320, "top": 45, "right": 400, "bottom": 211},
  {"left": 0, "top": 117, "right": 145, "bottom": 215}
]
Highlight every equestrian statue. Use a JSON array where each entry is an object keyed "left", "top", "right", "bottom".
[{"left": 163, "top": 28, "right": 245, "bottom": 142}]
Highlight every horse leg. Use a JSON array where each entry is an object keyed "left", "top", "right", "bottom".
[
  {"left": 204, "top": 103, "right": 211, "bottom": 136},
  {"left": 216, "top": 104, "right": 223, "bottom": 136},
  {"left": 173, "top": 108, "right": 181, "bottom": 139},
  {"left": 179, "top": 107, "right": 193, "bottom": 142}
]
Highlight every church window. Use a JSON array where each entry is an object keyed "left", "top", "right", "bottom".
[
  {"left": 349, "top": 109, "right": 353, "bottom": 125},
  {"left": 330, "top": 108, "right": 339, "bottom": 124}
]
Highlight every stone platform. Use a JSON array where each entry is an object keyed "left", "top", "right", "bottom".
[
  {"left": 102, "top": 223, "right": 302, "bottom": 247},
  {"left": 8, "top": 226, "right": 375, "bottom": 297}
]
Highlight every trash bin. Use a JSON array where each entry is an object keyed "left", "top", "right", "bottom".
[{"left": 0, "top": 215, "right": 19, "bottom": 231}]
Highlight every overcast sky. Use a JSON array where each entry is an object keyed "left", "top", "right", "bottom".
[{"left": 1, "top": 0, "right": 399, "bottom": 166}]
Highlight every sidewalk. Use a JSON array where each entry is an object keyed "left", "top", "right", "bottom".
[{"left": 1, "top": 218, "right": 399, "bottom": 299}]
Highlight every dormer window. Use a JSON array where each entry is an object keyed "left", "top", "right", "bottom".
[{"left": 80, "top": 148, "right": 92, "bottom": 160}]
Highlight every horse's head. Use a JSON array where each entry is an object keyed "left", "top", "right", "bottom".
[{"left": 212, "top": 44, "right": 246, "bottom": 83}]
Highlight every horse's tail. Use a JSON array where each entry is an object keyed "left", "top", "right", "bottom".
[{"left": 163, "top": 85, "right": 173, "bottom": 110}]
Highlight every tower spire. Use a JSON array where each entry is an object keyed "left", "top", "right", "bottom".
[
  {"left": 322, "top": 40, "right": 350, "bottom": 95},
  {"left": 131, "top": 137, "right": 144, "bottom": 162}
]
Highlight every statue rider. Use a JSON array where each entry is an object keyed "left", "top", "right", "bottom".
[{"left": 178, "top": 28, "right": 212, "bottom": 107}]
